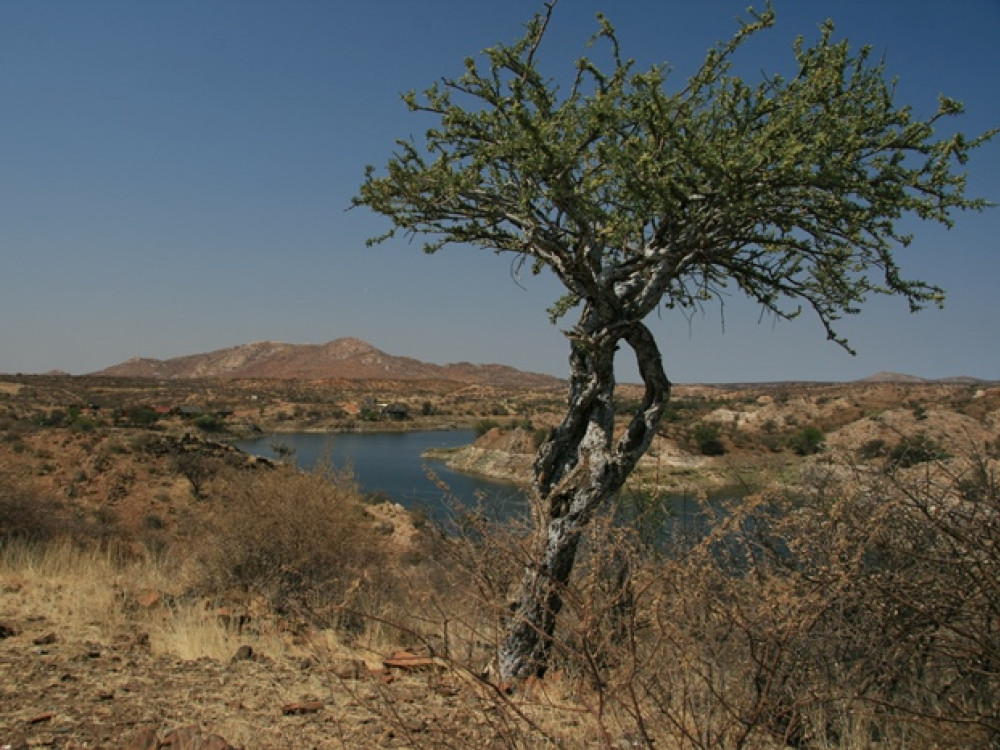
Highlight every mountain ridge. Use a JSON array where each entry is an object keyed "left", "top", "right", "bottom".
[
  {"left": 90, "top": 338, "right": 564, "bottom": 388},
  {"left": 87, "top": 341, "right": 989, "bottom": 387},
  {"left": 854, "top": 371, "right": 985, "bottom": 385}
]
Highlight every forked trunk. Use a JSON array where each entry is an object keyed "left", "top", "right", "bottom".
[{"left": 498, "top": 321, "right": 670, "bottom": 681}]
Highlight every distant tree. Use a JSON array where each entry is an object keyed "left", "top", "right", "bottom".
[{"left": 355, "top": 3, "right": 995, "bottom": 680}]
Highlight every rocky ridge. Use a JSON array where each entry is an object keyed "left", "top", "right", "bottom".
[{"left": 91, "top": 338, "right": 563, "bottom": 389}]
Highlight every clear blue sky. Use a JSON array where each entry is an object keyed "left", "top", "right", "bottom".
[{"left": 1, "top": 1, "right": 997, "bottom": 382}]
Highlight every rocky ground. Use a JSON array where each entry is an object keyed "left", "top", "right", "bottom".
[
  {"left": 442, "top": 381, "right": 1000, "bottom": 494},
  {"left": 1, "top": 545, "right": 603, "bottom": 749},
  {"left": 0, "top": 614, "right": 579, "bottom": 748}
]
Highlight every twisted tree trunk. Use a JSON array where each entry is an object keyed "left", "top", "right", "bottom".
[{"left": 498, "top": 318, "right": 670, "bottom": 681}]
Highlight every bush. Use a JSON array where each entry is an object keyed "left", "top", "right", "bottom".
[
  {"left": 789, "top": 425, "right": 825, "bottom": 456},
  {"left": 474, "top": 419, "right": 499, "bottom": 437},
  {"left": 198, "top": 465, "right": 390, "bottom": 619},
  {"left": 692, "top": 422, "right": 725, "bottom": 456},
  {"left": 532, "top": 427, "right": 550, "bottom": 450},
  {"left": 888, "top": 432, "right": 950, "bottom": 468},
  {"left": 126, "top": 406, "right": 160, "bottom": 427},
  {"left": 192, "top": 414, "right": 223, "bottom": 432},
  {"left": 0, "top": 480, "right": 64, "bottom": 542},
  {"left": 857, "top": 437, "right": 888, "bottom": 459}
]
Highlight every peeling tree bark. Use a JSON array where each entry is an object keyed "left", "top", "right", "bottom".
[{"left": 498, "top": 317, "right": 670, "bottom": 681}]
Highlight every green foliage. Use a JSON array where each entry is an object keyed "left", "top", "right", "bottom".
[
  {"left": 67, "top": 417, "right": 96, "bottom": 433},
  {"left": 888, "top": 432, "right": 950, "bottom": 468},
  {"left": 692, "top": 422, "right": 725, "bottom": 456},
  {"left": 356, "top": 4, "right": 994, "bottom": 349},
  {"left": 857, "top": 437, "right": 888, "bottom": 459},
  {"left": 661, "top": 398, "right": 703, "bottom": 424},
  {"left": 474, "top": 419, "right": 500, "bottom": 437},
  {"left": 617, "top": 397, "right": 642, "bottom": 416},
  {"left": 192, "top": 414, "right": 223, "bottom": 432},
  {"left": 126, "top": 406, "right": 160, "bottom": 427},
  {"left": 789, "top": 425, "right": 825, "bottom": 456}
]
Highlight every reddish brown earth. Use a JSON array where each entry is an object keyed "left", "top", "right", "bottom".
[
  {"left": 0, "top": 625, "right": 541, "bottom": 749},
  {"left": 91, "top": 338, "right": 563, "bottom": 389}
]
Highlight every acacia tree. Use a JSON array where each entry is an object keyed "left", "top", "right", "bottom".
[{"left": 354, "top": 3, "right": 994, "bottom": 680}]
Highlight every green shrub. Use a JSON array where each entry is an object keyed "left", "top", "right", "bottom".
[
  {"left": 789, "top": 425, "right": 825, "bottom": 456},
  {"left": 888, "top": 432, "right": 949, "bottom": 468},
  {"left": 126, "top": 406, "right": 160, "bottom": 427},
  {"left": 68, "top": 417, "right": 96, "bottom": 433},
  {"left": 857, "top": 438, "right": 888, "bottom": 459},
  {"left": 474, "top": 419, "right": 499, "bottom": 437},
  {"left": 692, "top": 422, "right": 725, "bottom": 456},
  {"left": 193, "top": 414, "right": 223, "bottom": 432}
]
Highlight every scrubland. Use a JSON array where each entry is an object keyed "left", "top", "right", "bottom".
[{"left": 2, "top": 376, "right": 999, "bottom": 748}]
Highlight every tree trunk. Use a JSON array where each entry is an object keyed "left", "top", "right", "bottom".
[{"left": 498, "top": 319, "right": 670, "bottom": 681}]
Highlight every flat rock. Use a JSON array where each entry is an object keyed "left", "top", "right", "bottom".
[
  {"left": 382, "top": 650, "right": 437, "bottom": 671},
  {"left": 281, "top": 700, "right": 324, "bottom": 715}
]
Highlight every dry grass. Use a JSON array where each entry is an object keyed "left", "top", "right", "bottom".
[
  {"left": 0, "top": 537, "right": 283, "bottom": 662},
  {"left": 1, "top": 539, "right": 133, "bottom": 639}
]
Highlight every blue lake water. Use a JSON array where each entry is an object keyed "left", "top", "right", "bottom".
[
  {"left": 235, "top": 429, "right": 528, "bottom": 523},
  {"left": 235, "top": 429, "right": 737, "bottom": 544}
]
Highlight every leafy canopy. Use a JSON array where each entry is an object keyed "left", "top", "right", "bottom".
[{"left": 355, "top": 3, "right": 994, "bottom": 351}]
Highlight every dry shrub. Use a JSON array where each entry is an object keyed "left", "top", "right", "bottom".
[
  {"left": 426, "top": 448, "right": 1000, "bottom": 748},
  {"left": 532, "top": 449, "right": 1000, "bottom": 749},
  {"left": 195, "top": 464, "right": 393, "bottom": 628},
  {"left": 429, "top": 502, "right": 529, "bottom": 666},
  {"left": 0, "top": 467, "right": 121, "bottom": 544},
  {"left": 0, "top": 465, "right": 68, "bottom": 542}
]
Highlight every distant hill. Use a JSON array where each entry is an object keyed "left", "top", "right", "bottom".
[
  {"left": 91, "top": 338, "right": 564, "bottom": 388},
  {"left": 856, "top": 371, "right": 986, "bottom": 385}
]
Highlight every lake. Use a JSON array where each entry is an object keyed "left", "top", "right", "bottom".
[
  {"left": 235, "top": 429, "right": 528, "bottom": 524},
  {"left": 235, "top": 429, "right": 730, "bottom": 541}
]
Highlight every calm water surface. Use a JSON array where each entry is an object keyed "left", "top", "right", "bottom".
[
  {"left": 236, "top": 429, "right": 528, "bottom": 523},
  {"left": 236, "top": 429, "right": 737, "bottom": 541}
]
